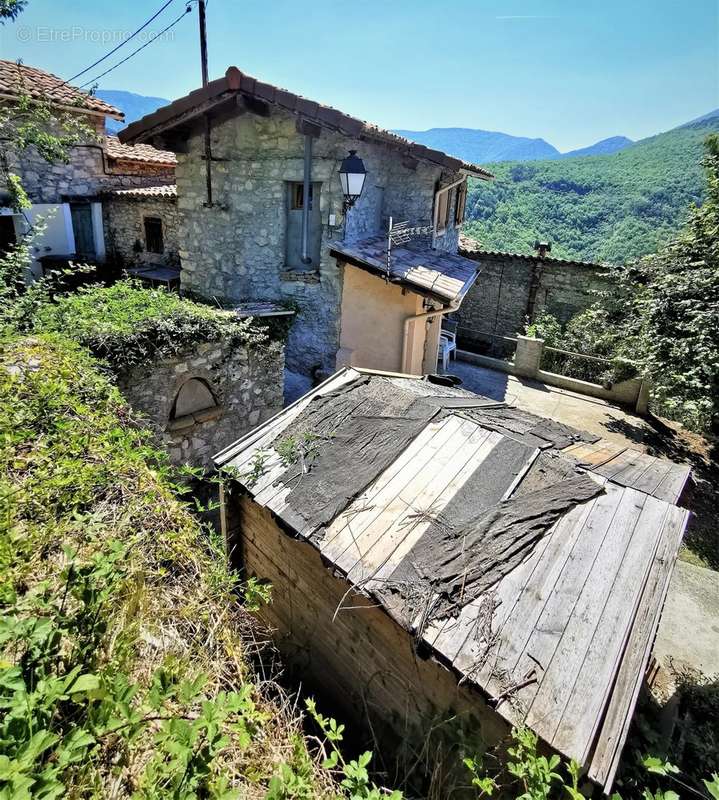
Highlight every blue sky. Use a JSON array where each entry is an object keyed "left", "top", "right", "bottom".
[{"left": 2, "top": 0, "right": 717, "bottom": 151}]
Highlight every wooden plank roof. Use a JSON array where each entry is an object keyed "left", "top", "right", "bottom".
[
  {"left": 118, "top": 67, "right": 493, "bottom": 179},
  {"left": 330, "top": 235, "right": 481, "bottom": 304},
  {"left": 214, "top": 368, "right": 691, "bottom": 791}
]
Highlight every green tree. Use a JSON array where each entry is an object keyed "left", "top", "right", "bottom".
[{"left": 618, "top": 135, "right": 719, "bottom": 432}]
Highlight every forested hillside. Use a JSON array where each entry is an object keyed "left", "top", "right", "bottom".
[{"left": 463, "top": 112, "right": 719, "bottom": 264}]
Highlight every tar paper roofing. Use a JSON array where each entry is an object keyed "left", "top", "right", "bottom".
[
  {"left": 105, "top": 136, "right": 177, "bottom": 166},
  {"left": 331, "top": 235, "right": 481, "bottom": 304},
  {"left": 0, "top": 60, "right": 123, "bottom": 118},
  {"left": 214, "top": 368, "right": 691, "bottom": 791},
  {"left": 119, "top": 67, "right": 493, "bottom": 180}
]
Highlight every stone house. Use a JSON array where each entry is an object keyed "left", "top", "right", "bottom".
[
  {"left": 0, "top": 60, "right": 176, "bottom": 277},
  {"left": 119, "top": 66, "right": 492, "bottom": 382}
]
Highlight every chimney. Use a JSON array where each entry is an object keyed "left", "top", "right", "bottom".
[{"left": 534, "top": 240, "right": 552, "bottom": 258}]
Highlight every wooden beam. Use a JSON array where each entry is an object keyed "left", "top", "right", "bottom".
[{"left": 296, "top": 118, "right": 322, "bottom": 138}]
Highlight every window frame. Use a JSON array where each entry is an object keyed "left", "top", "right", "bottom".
[
  {"left": 455, "top": 180, "right": 468, "bottom": 225},
  {"left": 433, "top": 187, "right": 451, "bottom": 236},
  {"left": 144, "top": 215, "right": 164, "bottom": 255}
]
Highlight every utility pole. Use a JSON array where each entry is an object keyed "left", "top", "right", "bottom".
[
  {"left": 198, "top": 0, "right": 209, "bottom": 87},
  {"left": 198, "top": 0, "right": 213, "bottom": 205}
]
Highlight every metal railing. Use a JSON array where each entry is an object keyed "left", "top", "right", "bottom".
[
  {"left": 457, "top": 326, "right": 518, "bottom": 362},
  {"left": 541, "top": 345, "right": 613, "bottom": 385}
]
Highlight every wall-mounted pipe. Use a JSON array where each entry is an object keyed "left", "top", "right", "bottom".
[
  {"left": 301, "top": 134, "right": 313, "bottom": 265},
  {"left": 401, "top": 296, "right": 461, "bottom": 374}
]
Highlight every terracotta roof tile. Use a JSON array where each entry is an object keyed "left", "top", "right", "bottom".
[
  {"left": 106, "top": 184, "right": 177, "bottom": 199},
  {"left": 120, "top": 66, "right": 493, "bottom": 180},
  {"left": 0, "top": 59, "right": 123, "bottom": 118},
  {"left": 105, "top": 136, "right": 176, "bottom": 166}
]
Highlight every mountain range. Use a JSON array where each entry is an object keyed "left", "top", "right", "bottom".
[
  {"left": 99, "top": 88, "right": 719, "bottom": 264},
  {"left": 95, "top": 89, "right": 170, "bottom": 134},
  {"left": 392, "top": 127, "right": 634, "bottom": 162}
]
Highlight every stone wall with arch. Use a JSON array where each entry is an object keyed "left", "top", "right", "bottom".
[{"left": 117, "top": 337, "right": 284, "bottom": 468}]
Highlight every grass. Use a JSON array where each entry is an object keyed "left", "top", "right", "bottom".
[{"left": 0, "top": 333, "right": 334, "bottom": 798}]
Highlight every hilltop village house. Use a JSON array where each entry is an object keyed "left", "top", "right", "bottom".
[
  {"left": 215, "top": 368, "right": 691, "bottom": 793},
  {"left": 119, "top": 66, "right": 492, "bottom": 381},
  {"left": 0, "top": 60, "right": 178, "bottom": 278}
]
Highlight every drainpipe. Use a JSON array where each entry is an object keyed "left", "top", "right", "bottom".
[
  {"left": 301, "top": 134, "right": 313, "bottom": 266},
  {"left": 401, "top": 296, "right": 462, "bottom": 374}
]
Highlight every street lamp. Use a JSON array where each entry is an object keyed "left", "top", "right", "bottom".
[{"left": 338, "top": 150, "right": 366, "bottom": 211}]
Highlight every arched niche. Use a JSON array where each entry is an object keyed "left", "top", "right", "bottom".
[{"left": 171, "top": 377, "right": 218, "bottom": 419}]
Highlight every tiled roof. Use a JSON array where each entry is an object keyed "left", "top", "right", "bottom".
[
  {"left": 120, "top": 67, "right": 493, "bottom": 180},
  {"left": 330, "top": 234, "right": 480, "bottom": 304},
  {"left": 105, "top": 136, "right": 176, "bottom": 166},
  {"left": 458, "top": 236, "right": 607, "bottom": 269},
  {"left": 106, "top": 184, "right": 177, "bottom": 200},
  {"left": 0, "top": 59, "right": 123, "bottom": 118}
]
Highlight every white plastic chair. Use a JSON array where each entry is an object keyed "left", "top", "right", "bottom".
[{"left": 438, "top": 332, "right": 457, "bottom": 371}]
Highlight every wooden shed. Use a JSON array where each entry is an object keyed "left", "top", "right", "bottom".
[{"left": 214, "top": 368, "right": 691, "bottom": 792}]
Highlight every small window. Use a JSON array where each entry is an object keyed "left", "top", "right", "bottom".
[
  {"left": 455, "top": 181, "right": 468, "bottom": 225},
  {"left": 144, "top": 216, "right": 164, "bottom": 254},
  {"left": 171, "top": 378, "right": 217, "bottom": 419},
  {"left": 290, "top": 182, "right": 314, "bottom": 211},
  {"left": 433, "top": 188, "right": 451, "bottom": 235}
]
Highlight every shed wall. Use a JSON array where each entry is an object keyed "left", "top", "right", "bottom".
[{"left": 230, "top": 494, "right": 508, "bottom": 768}]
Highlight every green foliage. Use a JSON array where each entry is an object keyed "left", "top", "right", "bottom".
[
  {"left": 242, "top": 577, "right": 272, "bottom": 612},
  {"left": 0, "top": 0, "right": 28, "bottom": 22},
  {"left": 525, "top": 309, "right": 638, "bottom": 385},
  {"left": 506, "top": 727, "right": 562, "bottom": 800},
  {"left": 31, "top": 280, "right": 282, "bottom": 371},
  {"left": 463, "top": 114, "right": 719, "bottom": 264},
  {"left": 0, "top": 335, "right": 332, "bottom": 798},
  {"left": 297, "top": 698, "right": 402, "bottom": 800}
]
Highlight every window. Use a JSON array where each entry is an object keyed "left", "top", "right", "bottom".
[
  {"left": 144, "top": 216, "right": 164, "bottom": 254},
  {"left": 0, "top": 215, "right": 17, "bottom": 257},
  {"left": 433, "top": 188, "right": 451, "bottom": 235},
  {"left": 171, "top": 378, "right": 217, "bottom": 419},
  {"left": 290, "top": 182, "right": 314, "bottom": 211},
  {"left": 455, "top": 181, "right": 468, "bottom": 225}
]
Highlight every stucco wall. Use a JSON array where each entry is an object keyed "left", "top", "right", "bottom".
[
  {"left": 117, "top": 337, "right": 284, "bottom": 468},
  {"left": 104, "top": 196, "right": 180, "bottom": 267},
  {"left": 175, "top": 108, "right": 464, "bottom": 377},
  {"left": 336, "top": 263, "right": 427, "bottom": 374},
  {"left": 455, "top": 249, "right": 612, "bottom": 352}
]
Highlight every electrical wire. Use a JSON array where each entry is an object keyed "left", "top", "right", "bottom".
[
  {"left": 62, "top": 0, "right": 177, "bottom": 86},
  {"left": 77, "top": 7, "right": 192, "bottom": 91}
]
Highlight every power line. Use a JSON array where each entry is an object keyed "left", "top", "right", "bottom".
[
  {"left": 77, "top": 7, "right": 192, "bottom": 91},
  {"left": 63, "top": 0, "right": 177, "bottom": 86}
]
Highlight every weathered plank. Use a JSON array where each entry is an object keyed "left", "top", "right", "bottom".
[
  {"left": 319, "top": 415, "right": 466, "bottom": 566},
  {"left": 524, "top": 490, "right": 661, "bottom": 756},
  {"left": 342, "top": 423, "right": 496, "bottom": 583},
  {"left": 588, "top": 505, "right": 690, "bottom": 788}
]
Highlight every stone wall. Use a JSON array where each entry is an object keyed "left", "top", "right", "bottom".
[
  {"left": 7, "top": 114, "right": 174, "bottom": 204},
  {"left": 455, "top": 247, "right": 612, "bottom": 352},
  {"left": 175, "top": 108, "right": 464, "bottom": 376},
  {"left": 117, "top": 337, "right": 284, "bottom": 468},
  {"left": 104, "top": 196, "right": 180, "bottom": 267}
]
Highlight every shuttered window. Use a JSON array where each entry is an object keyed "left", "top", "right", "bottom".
[
  {"left": 433, "top": 188, "right": 451, "bottom": 235},
  {"left": 455, "top": 181, "right": 468, "bottom": 225}
]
